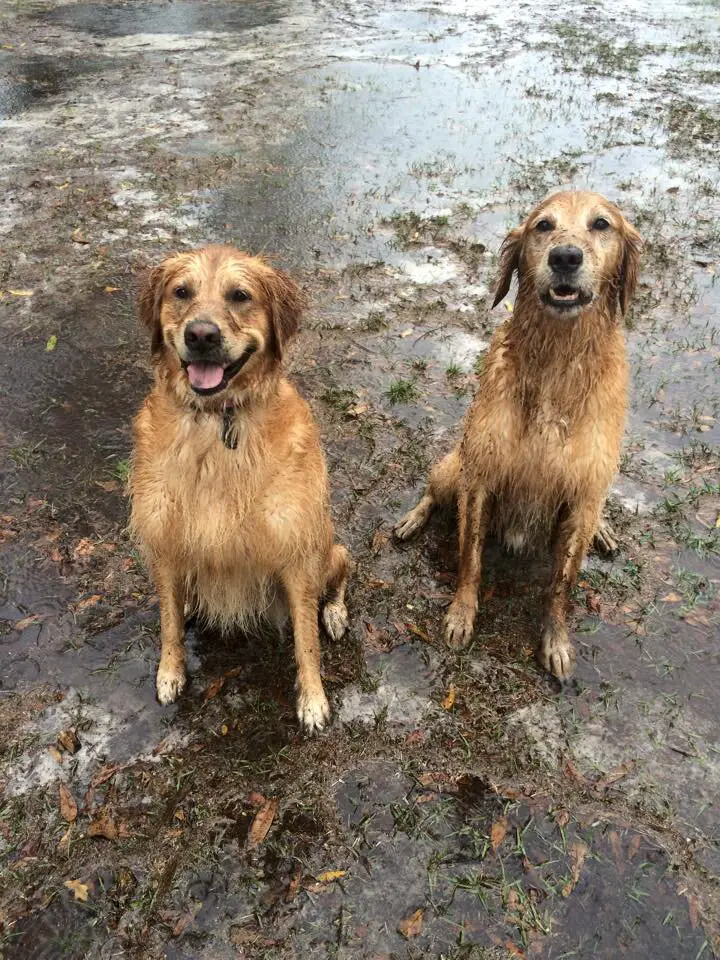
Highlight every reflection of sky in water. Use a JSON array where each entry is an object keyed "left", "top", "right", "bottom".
[{"left": 37, "top": 1, "right": 283, "bottom": 37}]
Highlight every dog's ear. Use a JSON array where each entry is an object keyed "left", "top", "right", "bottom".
[
  {"left": 491, "top": 226, "right": 523, "bottom": 309},
  {"left": 138, "top": 263, "right": 167, "bottom": 356},
  {"left": 264, "top": 268, "right": 306, "bottom": 359},
  {"left": 617, "top": 220, "right": 643, "bottom": 317}
]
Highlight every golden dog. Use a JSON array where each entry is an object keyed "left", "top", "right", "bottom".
[
  {"left": 130, "top": 246, "right": 350, "bottom": 732},
  {"left": 395, "top": 190, "right": 642, "bottom": 679}
]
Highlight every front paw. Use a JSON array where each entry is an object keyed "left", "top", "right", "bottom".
[
  {"left": 444, "top": 598, "right": 476, "bottom": 650},
  {"left": 538, "top": 624, "right": 575, "bottom": 680},
  {"left": 156, "top": 659, "right": 187, "bottom": 705},
  {"left": 296, "top": 686, "right": 331, "bottom": 734}
]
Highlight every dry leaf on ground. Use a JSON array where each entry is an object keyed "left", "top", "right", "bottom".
[
  {"left": 441, "top": 685, "right": 456, "bottom": 711},
  {"left": 247, "top": 798, "right": 278, "bottom": 849},
  {"left": 596, "top": 760, "right": 635, "bottom": 792},
  {"left": 204, "top": 676, "right": 225, "bottom": 700},
  {"left": 88, "top": 810, "right": 118, "bottom": 840},
  {"left": 561, "top": 841, "right": 589, "bottom": 897},
  {"left": 57, "top": 728, "right": 81, "bottom": 754},
  {"left": 172, "top": 903, "right": 201, "bottom": 938},
  {"left": 490, "top": 816, "right": 507, "bottom": 853},
  {"left": 74, "top": 538, "right": 95, "bottom": 559},
  {"left": 586, "top": 591, "right": 601, "bottom": 614},
  {"left": 398, "top": 907, "right": 424, "bottom": 939},
  {"left": 64, "top": 879, "right": 89, "bottom": 901},
  {"left": 316, "top": 870, "right": 346, "bottom": 883},
  {"left": 59, "top": 783, "right": 78, "bottom": 823}
]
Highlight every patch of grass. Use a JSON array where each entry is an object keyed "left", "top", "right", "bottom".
[
  {"left": 387, "top": 378, "right": 418, "bottom": 404},
  {"left": 359, "top": 311, "right": 387, "bottom": 332},
  {"left": 446, "top": 363, "right": 462, "bottom": 379},
  {"left": 382, "top": 210, "right": 450, "bottom": 247},
  {"left": 667, "top": 100, "right": 720, "bottom": 148},
  {"left": 115, "top": 458, "right": 131, "bottom": 483},
  {"left": 321, "top": 388, "right": 357, "bottom": 412}
]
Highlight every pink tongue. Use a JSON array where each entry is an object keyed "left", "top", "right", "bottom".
[{"left": 187, "top": 363, "right": 224, "bottom": 390}]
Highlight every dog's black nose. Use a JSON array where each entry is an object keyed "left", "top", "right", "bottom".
[
  {"left": 548, "top": 245, "right": 583, "bottom": 273},
  {"left": 184, "top": 320, "right": 221, "bottom": 352}
]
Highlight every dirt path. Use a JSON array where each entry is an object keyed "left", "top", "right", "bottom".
[{"left": 1, "top": 1, "right": 719, "bottom": 957}]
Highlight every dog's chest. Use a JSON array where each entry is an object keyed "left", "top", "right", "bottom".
[{"left": 160, "top": 418, "right": 266, "bottom": 536}]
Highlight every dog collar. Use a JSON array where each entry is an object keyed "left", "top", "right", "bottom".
[{"left": 221, "top": 401, "right": 238, "bottom": 450}]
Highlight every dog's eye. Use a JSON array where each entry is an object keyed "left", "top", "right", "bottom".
[
  {"left": 592, "top": 217, "right": 610, "bottom": 231},
  {"left": 535, "top": 219, "right": 554, "bottom": 232},
  {"left": 174, "top": 286, "right": 190, "bottom": 300},
  {"left": 229, "top": 289, "right": 251, "bottom": 303}
]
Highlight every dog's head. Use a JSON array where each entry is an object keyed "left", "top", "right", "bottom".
[
  {"left": 492, "top": 191, "right": 642, "bottom": 319},
  {"left": 139, "top": 246, "right": 304, "bottom": 403}
]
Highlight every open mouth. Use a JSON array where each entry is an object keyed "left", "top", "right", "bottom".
[
  {"left": 542, "top": 284, "right": 591, "bottom": 311},
  {"left": 181, "top": 345, "right": 257, "bottom": 396}
]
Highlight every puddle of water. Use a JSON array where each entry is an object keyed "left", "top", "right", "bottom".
[
  {"left": 36, "top": 1, "right": 283, "bottom": 38},
  {"left": 0, "top": 54, "right": 114, "bottom": 121}
]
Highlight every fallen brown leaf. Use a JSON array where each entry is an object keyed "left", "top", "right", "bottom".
[
  {"left": 627, "top": 834, "right": 641, "bottom": 861},
  {"left": 247, "top": 798, "right": 278, "bottom": 849},
  {"left": 285, "top": 865, "right": 302, "bottom": 902},
  {"left": 563, "top": 757, "right": 589, "bottom": 789},
  {"left": 57, "top": 728, "right": 81, "bottom": 754},
  {"left": 76, "top": 594, "right": 103, "bottom": 611},
  {"left": 14, "top": 614, "right": 42, "bottom": 631},
  {"left": 64, "top": 879, "right": 89, "bottom": 901},
  {"left": 554, "top": 809, "right": 570, "bottom": 828},
  {"left": 91, "top": 763, "right": 126, "bottom": 787},
  {"left": 397, "top": 907, "right": 424, "bottom": 939},
  {"left": 204, "top": 676, "right": 226, "bottom": 700},
  {"left": 95, "top": 479, "right": 120, "bottom": 492},
  {"left": 58, "top": 824, "right": 74, "bottom": 853},
  {"left": 661, "top": 591, "right": 683, "bottom": 603},
  {"left": 59, "top": 783, "right": 78, "bottom": 823},
  {"left": 562, "top": 841, "right": 589, "bottom": 897},
  {"left": 586, "top": 591, "right": 601, "bottom": 615},
  {"left": 609, "top": 830, "right": 623, "bottom": 866},
  {"left": 406, "top": 622, "right": 431, "bottom": 643},
  {"left": 490, "top": 816, "right": 507, "bottom": 853},
  {"left": 315, "top": 870, "right": 346, "bottom": 883},
  {"left": 441, "top": 685, "right": 456, "bottom": 711},
  {"left": 172, "top": 903, "right": 201, "bottom": 938},
  {"left": 371, "top": 530, "right": 389, "bottom": 554},
  {"left": 74, "top": 538, "right": 95, "bottom": 559},
  {"left": 88, "top": 810, "right": 118, "bottom": 840},
  {"left": 596, "top": 760, "right": 635, "bottom": 792}
]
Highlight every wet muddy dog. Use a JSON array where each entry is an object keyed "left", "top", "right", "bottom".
[
  {"left": 130, "top": 246, "right": 351, "bottom": 732},
  {"left": 396, "top": 190, "right": 642, "bottom": 679}
]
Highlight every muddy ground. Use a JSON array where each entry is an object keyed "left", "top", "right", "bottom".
[{"left": 0, "top": 0, "right": 719, "bottom": 957}]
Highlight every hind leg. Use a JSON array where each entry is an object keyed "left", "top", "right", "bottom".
[
  {"left": 394, "top": 445, "right": 461, "bottom": 541},
  {"left": 321, "top": 543, "right": 351, "bottom": 641}
]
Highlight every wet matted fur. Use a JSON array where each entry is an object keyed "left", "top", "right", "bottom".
[
  {"left": 395, "top": 190, "right": 642, "bottom": 679},
  {"left": 130, "top": 245, "right": 351, "bottom": 732}
]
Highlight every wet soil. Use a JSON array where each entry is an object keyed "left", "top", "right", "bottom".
[{"left": 1, "top": 0, "right": 719, "bottom": 957}]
